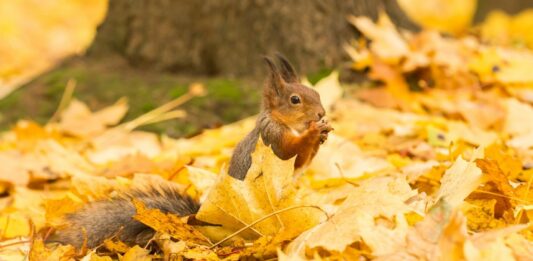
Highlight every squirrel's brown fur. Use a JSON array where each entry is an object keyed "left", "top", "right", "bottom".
[
  {"left": 47, "top": 54, "right": 330, "bottom": 249},
  {"left": 228, "top": 54, "right": 331, "bottom": 180}
]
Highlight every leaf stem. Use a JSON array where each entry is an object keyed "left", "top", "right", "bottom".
[{"left": 210, "top": 205, "right": 329, "bottom": 248}]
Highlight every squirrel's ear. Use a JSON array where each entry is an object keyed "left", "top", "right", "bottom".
[
  {"left": 263, "top": 56, "right": 284, "bottom": 95},
  {"left": 275, "top": 53, "right": 299, "bottom": 83}
]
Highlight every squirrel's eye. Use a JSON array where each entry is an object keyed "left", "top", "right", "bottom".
[{"left": 290, "top": 95, "right": 301, "bottom": 105}]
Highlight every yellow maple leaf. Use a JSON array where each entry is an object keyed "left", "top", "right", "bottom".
[
  {"left": 185, "top": 166, "right": 217, "bottom": 198},
  {"left": 0, "top": 214, "right": 30, "bottom": 238},
  {"left": 308, "top": 134, "right": 392, "bottom": 186},
  {"left": 103, "top": 239, "right": 130, "bottom": 254},
  {"left": 132, "top": 199, "right": 210, "bottom": 245},
  {"left": 396, "top": 202, "right": 467, "bottom": 260},
  {"left": 83, "top": 251, "right": 113, "bottom": 261},
  {"left": 157, "top": 238, "right": 219, "bottom": 260},
  {"left": 484, "top": 144, "right": 522, "bottom": 180},
  {"left": 348, "top": 13, "right": 410, "bottom": 64},
  {"left": 121, "top": 245, "right": 152, "bottom": 261},
  {"left": 57, "top": 98, "right": 128, "bottom": 138},
  {"left": 44, "top": 194, "right": 83, "bottom": 227},
  {"left": 475, "top": 159, "right": 518, "bottom": 221},
  {"left": 288, "top": 177, "right": 418, "bottom": 255},
  {"left": 462, "top": 199, "right": 506, "bottom": 231},
  {"left": 434, "top": 148, "right": 484, "bottom": 208},
  {"left": 29, "top": 238, "right": 76, "bottom": 261},
  {"left": 87, "top": 128, "right": 161, "bottom": 165},
  {"left": 196, "top": 138, "right": 324, "bottom": 243}
]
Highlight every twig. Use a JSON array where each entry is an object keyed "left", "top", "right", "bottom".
[
  {"left": 335, "top": 162, "right": 359, "bottom": 187},
  {"left": 141, "top": 110, "right": 187, "bottom": 126},
  {"left": 1, "top": 215, "right": 10, "bottom": 240},
  {"left": 0, "top": 240, "right": 30, "bottom": 249},
  {"left": 42, "top": 227, "right": 54, "bottom": 242},
  {"left": 119, "top": 84, "right": 204, "bottom": 131},
  {"left": 28, "top": 219, "right": 35, "bottom": 256},
  {"left": 210, "top": 205, "right": 329, "bottom": 248},
  {"left": 473, "top": 190, "right": 531, "bottom": 204},
  {"left": 48, "top": 78, "right": 76, "bottom": 123}
]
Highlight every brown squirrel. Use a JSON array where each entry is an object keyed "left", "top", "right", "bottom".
[
  {"left": 228, "top": 54, "right": 332, "bottom": 179},
  {"left": 48, "top": 54, "right": 331, "bottom": 249}
]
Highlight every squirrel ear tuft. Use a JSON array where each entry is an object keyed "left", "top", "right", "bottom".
[
  {"left": 275, "top": 53, "right": 299, "bottom": 83},
  {"left": 263, "top": 56, "right": 284, "bottom": 95}
]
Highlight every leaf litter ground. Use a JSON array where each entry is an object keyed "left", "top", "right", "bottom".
[{"left": 1, "top": 13, "right": 533, "bottom": 261}]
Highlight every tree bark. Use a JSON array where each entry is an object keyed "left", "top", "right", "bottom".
[{"left": 88, "top": 0, "right": 416, "bottom": 77}]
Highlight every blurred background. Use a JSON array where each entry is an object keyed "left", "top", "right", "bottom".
[{"left": 1, "top": 0, "right": 533, "bottom": 137}]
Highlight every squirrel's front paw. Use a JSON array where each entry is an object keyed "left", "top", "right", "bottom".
[{"left": 315, "top": 118, "right": 333, "bottom": 144}]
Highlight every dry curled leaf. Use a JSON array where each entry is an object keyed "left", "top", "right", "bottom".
[
  {"left": 132, "top": 199, "right": 210, "bottom": 245},
  {"left": 121, "top": 245, "right": 152, "bottom": 261},
  {"left": 103, "top": 239, "right": 130, "bottom": 254},
  {"left": 2, "top": 6, "right": 533, "bottom": 261}
]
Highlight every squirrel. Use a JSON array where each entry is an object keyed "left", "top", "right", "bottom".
[
  {"left": 228, "top": 54, "right": 332, "bottom": 179},
  {"left": 47, "top": 54, "right": 331, "bottom": 249}
]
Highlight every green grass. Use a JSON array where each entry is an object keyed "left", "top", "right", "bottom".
[
  {"left": 0, "top": 57, "right": 261, "bottom": 137},
  {"left": 307, "top": 68, "right": 333, "bottom": 85},
  {"left": 0, "top": 56, "right": 337, "bottom": 136}
]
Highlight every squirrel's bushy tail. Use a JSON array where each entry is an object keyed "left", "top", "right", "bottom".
[{"left": 48, "top": 184, "right": 199, "bottom": 249}]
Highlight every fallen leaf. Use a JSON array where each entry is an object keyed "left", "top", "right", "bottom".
[
  {"left": 462, "top": 199, "right": 506, "bottom": 231},
  {"left": 434, "top": 148, "right": 484, "bottom": 208},
  {"left": 121, "top": 245, "right": 152, "bottom": 261},
  {"left": 309, "top": 134, "right": 392, "bottom": 184},
  {"left": 504, "top": 98, "right": 533, "bottom": 136},
  {"left": 475, "top": 158, "right": 518, "bottom": 220},
  {"left": 464, "top": 225, "right": 529, "bottom": 261},
  {"left": 398, "top": 0, "right": 476, "bottom": 35},
  {"left": 348, "top": 13, "right": 410, "bottom": 63},
  {"left": 87, "top": 128, "right": 161, "bottom": 164},
  {"left": 291, "top": 177, "right": 418, "bottom": 254},
  {"left": 103, "top": 239, "right": 130, "bottom": 254},
  {"left": 98, "top": 153, "right": 158, "bottom": 178},
  {"left": 58, "top": 98, "right": 128, "bottom": 138},
  {"left": 305, "top": 71, "right": 343, "bottom": 113},
  {"left": 29, "top": 238, "right": 76, "bottom": 261},
  {"left": 0, "top": 214, "right": 31, "bottom": 238},
  {"left": 196, "top": 138, "right": 324, "bottom": 242},
  {"left": 133, "top": 199, "right": 210, "bottom": 245},
  {"left": 82, "top": 251, "right": 113, "bottom": 261},
  {"left": 44, "top": 195, "right": 83, "bottom": 227},
  {"left": 157, "top": 238, "right": 219, "bottom": 260},
  {"left": 185, "top": 166, "right": 217, "bottom": 199},
  {"left": 0, "top": 0, "right": 107, "bottom": 98}
]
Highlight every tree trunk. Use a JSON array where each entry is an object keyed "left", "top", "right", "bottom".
[{"left": 88, "top": 0, "right": 416, "bottom": 77}]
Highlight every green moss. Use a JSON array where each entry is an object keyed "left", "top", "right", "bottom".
[
  {"left": 206, "top": 79, "right": 242, "bottom": 99},
  {"left": 169, "top": 85, "right": 188, "bottom": 98},
  {"left": 307, "top": 67, "right": 333, "bottom": 85},
  {"left": 0, "top": 57, "right": 261, "bottom": 137},
  {"left": 0, "top": 91, "right": 22, "bottom": 129}
]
